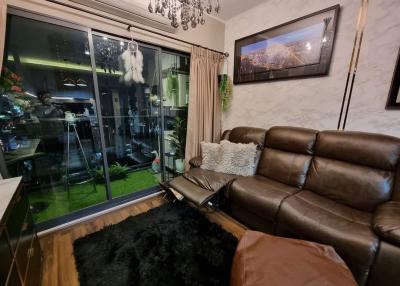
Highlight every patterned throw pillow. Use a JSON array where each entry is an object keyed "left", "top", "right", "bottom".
[
  {"left": 200, "top": 140, "right": 259, "bottom": 176},
  {"left": 200, "top": 141, "right": 223, "bottom": 171}
]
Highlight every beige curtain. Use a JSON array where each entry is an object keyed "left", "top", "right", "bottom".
[
  {"left": 185, "top": 46, "right": 222, "bottom": 163},
  {"left": 0, "top": 0, "right": 6, "bottom": 75}
]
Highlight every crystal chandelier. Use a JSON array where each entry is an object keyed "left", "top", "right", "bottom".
[{"left": 148, "top": 0, "right": 221, "bottom": 30}]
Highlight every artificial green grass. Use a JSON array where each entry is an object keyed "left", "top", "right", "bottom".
[
  {"left": 110, "top": 170, "right": 160, "bottom": 198},
  {"left": 28, "top": 169, "right": 160, "bottom": 223}
]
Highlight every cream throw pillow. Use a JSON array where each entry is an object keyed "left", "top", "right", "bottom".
[
  {"left": 200, "top": 140, "right": 258, "bottom": 176},
  {"left": 200, "top": 142, "right": 222, "bottom": 171}
]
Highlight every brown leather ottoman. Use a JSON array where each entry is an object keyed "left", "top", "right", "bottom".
[{"left": 231, "top": 231, "right": 357, "bottom": 286}]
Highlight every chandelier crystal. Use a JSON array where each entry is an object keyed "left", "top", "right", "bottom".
[{"left": 148, "top": 0, "right": 221, "bottom": 30}]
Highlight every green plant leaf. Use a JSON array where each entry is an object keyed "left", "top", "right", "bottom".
[{"left": 219, "top": 74, "right": 232, "bottom": 112}]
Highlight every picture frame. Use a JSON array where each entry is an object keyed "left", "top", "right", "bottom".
[
  {"left": 385, "top": 48, "right": 400, "bottom": 110},
  {"left": 234, "top": 5, "right": 340, "bottom": 84}
]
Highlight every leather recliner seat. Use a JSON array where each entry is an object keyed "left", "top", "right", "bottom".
[{"left": 187, "top": 126, "right": 400, "bottom": 286}]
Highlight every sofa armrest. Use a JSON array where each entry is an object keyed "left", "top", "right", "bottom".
[
  {"left": 189, "top": 156, "right": 202, "bottom": 168},
  {"left": 373, "top": 201, "right": 400, "bottom": 246}
]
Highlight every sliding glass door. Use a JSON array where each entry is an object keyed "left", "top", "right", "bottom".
[
  {"left": 1, "top": 15, "right": 107, "bottom": 223},
  {"left": 0, "top": 10, "right": 189, "bottom": 228},
  {"left": 92, "top": 34, "right": 161, "bottom": 198}
]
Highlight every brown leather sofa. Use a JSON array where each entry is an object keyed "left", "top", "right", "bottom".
[{"left": 186, "top": 126, "right": 400, "bottom": 286}]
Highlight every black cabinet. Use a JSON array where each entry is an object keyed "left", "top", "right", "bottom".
[
  {"left": 7, "top": 262, "right": 23, "bottom": 286},
  {"left": 16, "top": 211, "right": 35, "bottom": 279},
  {"left": 6, "top": 193, "right": 28, "bottom": 252},
  {"left": 0, "top": 178, "right": 42, "bottom": 286},
  {"left": 25, "top": 235, "right": 42, "bottom": 286},
  {"left": 0, "top": 232, "right": 13, "bottom": 285}
]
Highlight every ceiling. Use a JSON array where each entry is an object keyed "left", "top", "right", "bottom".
[
  {"left": 127, "top": 0, "right": 267, "bottom": 21},
  {"left": 218, "top": 0, "right": 267, "bottom": 21}
]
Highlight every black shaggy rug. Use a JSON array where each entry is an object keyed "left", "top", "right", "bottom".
[{"left": 73, "top": 202, "right": 238, "bottom": 286}]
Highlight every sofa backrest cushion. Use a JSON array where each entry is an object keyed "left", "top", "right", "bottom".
[
  {"left": 221, "top": 130, "right": 231, "bottom": 141},
  {"left": 305, "top": 131, "right": 400, "bottom": 211},
  {"left": 257, "top": 127, "right": 318, "bottom": 188},
  {"left": 266, "top": 126, "right": 318, "bottom": 155},
  {"left": 306, "top": 158, "right": 394, "bottom": 212},
  {"left": 314, "top": 131, "right": 400, "bottom": 170},
  {"left": 228, "top": 127, "right": 267, "bottom": 148}
]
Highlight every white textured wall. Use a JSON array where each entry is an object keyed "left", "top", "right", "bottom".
[
  {"left": 223, "top": 0, "right": 400, "bottom": 137},
  {"left": 345, "top": 0, "right": 400, "bottom": 136}
]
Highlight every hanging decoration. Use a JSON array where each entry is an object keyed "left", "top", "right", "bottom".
[
  {"left": 219, "top": 74, "right": 232, "bottom": 113},
  {"left": 119, "top": 32, "right": 145, "bottom": 85},
  {"left": 219, "top": 57, "right": 232, "bottom": 112},
  {"left": 148, "top": 0, "right": 221, "bottom": 30}
]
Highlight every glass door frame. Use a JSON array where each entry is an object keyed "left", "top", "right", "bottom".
[
  {"left": 4, "top": 8, "right": 166, "bottom": 231},
  {"left": 88, "top": 29, "right": 112, "bottom": 201},
  {"left": 90, "top": 30, "right": 166, "bottom": 185},
  {"left": 160, "top": 49, "right": 190, "bottom": 179}
]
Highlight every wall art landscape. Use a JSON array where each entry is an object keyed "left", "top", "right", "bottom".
[{"left": 234, "top": 5, "right": 340, "bottom": 84}]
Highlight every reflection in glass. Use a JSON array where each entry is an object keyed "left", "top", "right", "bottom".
[
  {"left": 0, "top": 15, "right": 107, "bottom": 223},
  {"left": 92, "top": 35, "right": 161, "bottom": 197},
  {"left": 0, "top": 13, "right": 191, "bottom": 226},
  {"left": 161, "top": 52, "right": 190, "bottom": 180}
]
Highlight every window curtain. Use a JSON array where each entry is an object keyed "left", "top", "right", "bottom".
[
  {"left": 185, "top": 46, "right": 222, "bottom": 164},
  {"left": 0, "top": 0, "right": 6, "bottom": 75}
]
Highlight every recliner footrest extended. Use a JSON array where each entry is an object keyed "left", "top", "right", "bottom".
[{"left": 169, "top": 176, "right": 217, "bottom": 206}]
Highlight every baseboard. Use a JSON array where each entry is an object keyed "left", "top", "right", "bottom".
[{"left": 37, "top": 191, "right": 164, "bottom": 237}]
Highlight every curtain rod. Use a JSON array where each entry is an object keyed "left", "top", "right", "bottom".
[
  {"left": 127, "top": 24, "right": 228, "bottom": 57},
  {"left": 45, "top": 0, "right": 229, "bottom": 57}
]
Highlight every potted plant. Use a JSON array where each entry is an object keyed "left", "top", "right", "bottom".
[
  {"left": 169, "top": 116, "right": 187, "bottom": 173},
  {"left": 0, "top": 67, "right": 34, "bottom": 150},
  {"left": 93, "top": 162, "right": 129, "bottom": 183}
]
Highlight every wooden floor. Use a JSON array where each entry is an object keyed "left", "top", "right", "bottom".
[{"left": 39, "top": 194, "right": 247, "bottom": 286}]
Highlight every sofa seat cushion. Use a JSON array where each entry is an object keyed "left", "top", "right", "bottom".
[
  {"left": 277, "top": 190, "right": 379, "bottom": 286},
  {"left": 372, "top": 201, "right": 400, "bottom": 246},
  {"left": 230, "top": 175, "right": 299, "bottom": 220}
]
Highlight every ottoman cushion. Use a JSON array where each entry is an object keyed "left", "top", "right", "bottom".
[{"left": 230, "top": 231, "right": 357, "bottom": 286}]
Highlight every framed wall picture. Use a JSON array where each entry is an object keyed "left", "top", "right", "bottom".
[
  {"left": 234, "top": 5, "right": 340, "bottom": 84},
  {"left": 386, "top": 48, "right": 400, "bottom": 110}
]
